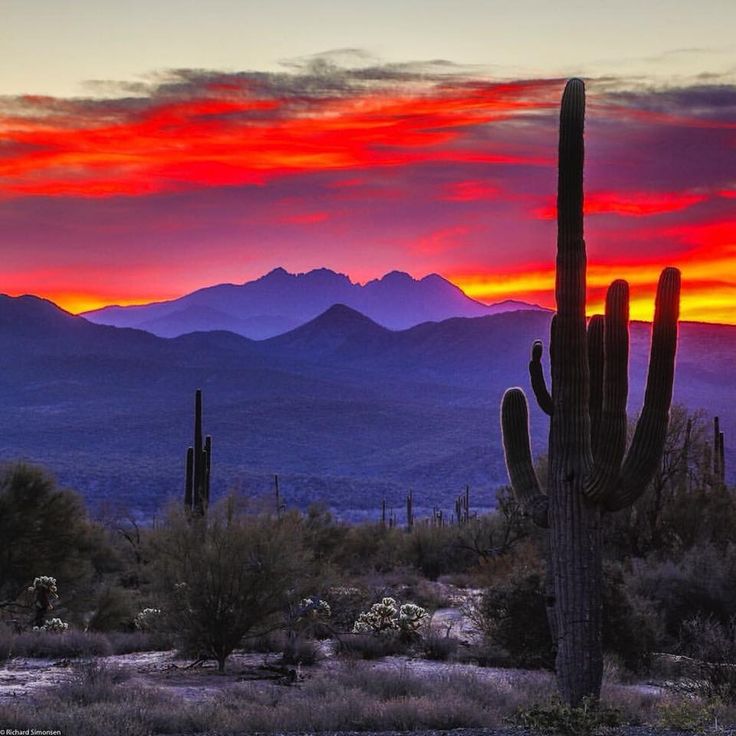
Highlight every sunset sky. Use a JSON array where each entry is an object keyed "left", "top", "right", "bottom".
[{"left": 2, "top": 1, "right": 735, "bottom": 323}]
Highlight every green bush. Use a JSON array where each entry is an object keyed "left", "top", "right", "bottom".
[
  {"left": 470, "top": 568, "right": 554, "bottom": 669},
  {"left": 149, "top": 501, "right": 313, "bottom": 672},
  {"left": 629, "top": 544, "right": 736, "bottom": 644},
  {"left": 657, "top": 696, "right": 723, "bottom": 733},
  {"left": 87, "top": 586, "right": 136, "bottom": 632},
  {"left": 510, "top": 697, "right": 623, "bottom": 736},
  {"left": 0, "top": 463, "right": 114, "bottom": 611},
  {"left": 602, "top": 562, "right": 661, "bottom": 673}
]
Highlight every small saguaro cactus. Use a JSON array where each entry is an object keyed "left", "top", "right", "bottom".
[
  {"left": 184, "top": 389, "right": 212, "bottom": 515},
  {"left": 713, "top": 416, "right": 726, "bottom": 487},
  {"left": 500, "top": 79, "right": 680, "bottom": 705},
  {"left": 455, "top": 485, "right": 471, "bottom": 524}
]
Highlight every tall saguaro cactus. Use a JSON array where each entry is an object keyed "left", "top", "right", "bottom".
[
  {"left": 184, "top": 389, "right": 212, "bottom": 515},
  {"left": 500, "top": 79, "right": 681, "bottom": 705}
]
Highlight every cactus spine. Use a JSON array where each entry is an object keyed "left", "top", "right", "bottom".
[
  {"left": 500, "top": 79, "right": 681, "bottom": 704},
  {"left": 184, "top": 389, "right": 212, "bottom": 515}
]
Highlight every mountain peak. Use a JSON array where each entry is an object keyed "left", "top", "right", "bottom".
[
  {"left": 381, "top": 270, "right": 414, "bottom": 282},
  {"left": 259, "top": 266, "right": 290, "bottom": 281},
  {"left": 312, "top": 303, "right": 383, "bottom": 329},
  {"left": 81, "top": 266, "right": 543, "bottom": 338}
]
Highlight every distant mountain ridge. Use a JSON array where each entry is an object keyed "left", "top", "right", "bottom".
[
  {"left": 81, "top": 267, "right": 543, "bottom": 339},
  {"left": 2, "top": 293, "right": 734, "bottom": 519}
]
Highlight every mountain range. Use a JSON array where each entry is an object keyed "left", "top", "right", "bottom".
[
  {"left": 82, "top": 267, "right": 541, "bottom": 338},
  {"left": 2, "top": 293, "right": 734, "bottom": 520}
]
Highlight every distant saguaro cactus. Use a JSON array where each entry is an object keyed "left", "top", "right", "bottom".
[
  {"left": 500, "top": 79, "right": 680, "bottom": 705},
  {"left": 184, "top": 389, "right": 212, "bottom": 515},
  {"left": 713, "top": 416, "right": 726, "bottom": 487}
]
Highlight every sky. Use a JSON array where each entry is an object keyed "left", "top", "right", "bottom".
[{"left": 2, "top": 1, "right": 736, "bottom": 323}]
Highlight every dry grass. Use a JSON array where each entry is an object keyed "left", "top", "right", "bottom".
[
  {"left": 0, "top": 659, "right": 558, "bottom": 735},
  {"left": 3, "top": 654, "right": 735, "bottom": 735},
  {"left": 3, "top": 629, "right": 113, "bottom": 658}
]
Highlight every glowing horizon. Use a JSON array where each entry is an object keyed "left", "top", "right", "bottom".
[{"left": 2, "top": 61, "right": 735, "bottom": 325}]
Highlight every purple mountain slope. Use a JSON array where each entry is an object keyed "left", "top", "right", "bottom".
[
  {"left": 1, "top": 294, "right": 734, "bottom": 516},
  {"left": 82, "top": 267, "right": 543, "bottom": 338}
]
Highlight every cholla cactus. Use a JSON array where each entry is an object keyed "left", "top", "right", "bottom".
[
  {"left": 28, "top": 576, "right": 58, "bottom": 597},
  {"left": 29, "top": 575, "right": 59, "bottom": 628},
  {"left": 352, "top": 597, "right": 400, "bottom": 634},
  {"left": 134, "top": 607, "right": 163, "bottom": 631},
  {"left": 398, "top": 603, "right": 428, "bottom": 635},
  {"left": 34, "top": 617, "right": 68, "bottom": 633},
  {"left": 298, "top": 597, "right": 331, "bottom": 621}
]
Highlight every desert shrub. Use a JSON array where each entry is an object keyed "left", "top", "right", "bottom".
[
  {"left": 280, "top": 633, "right": 322, "bottom": 665},
  {"left": 11, "top": 629, "right": 112, "bottom": 658},
  {"left": 510, "top": 697, "right": 624, "bottom": 736},
  {"left": 458, "top": 639, "right": 510, "bottom": 667},
  {"left": 629, "top": 544, "right": 736, "bottom": 644},
  {"left": 300, "top": 503, "right": 351, "bottom": 564},
  {"left": 88, "top": 586, "right": 136, "bottom": 632},
  {"left": 401, "top": 577, "right": 454, "bottom": 609},
  {"left": 106, "top": 630, "right": 174, "bottom": 654},
  {"left": 0, "top": 624, "right": 13, "bottom": 661},
  {"left": 0, "top": 463, "right": 112, "bottom": 608},
  {"left": 336, "top": 523, "right": 410, "bottom": 574},
  {"left": 420, "top": 629, "right": 460, "bottom": 660},
  {"left": 656, "top": 695, "right": 724, "bottom": 733},
  {"left": 337, "top": 632, "right": 408, "bottom": 659},
  {"left": 56, "top": 661, "right": 131, "bottom": 706},
  {"left": 408, "top": 526, "right": 454, "bottom": 579},
  {"left": 468, "top": 567, "right": 554, "bottom": 669},
  {"left": 604, "top": 407, "right": 736, "bottom": 559},
  {"left": 602, "top": 562, "right": 661, "bottom": 673},
  {"left": 149, "top": 500, "right": 313, "bottom": 671},
  {"left": 675, "top": 614, "right": 736, "bottom": 702},
  {"left": 325, "top": 585, "right": 373, "bottom": 632},
  {"left": 243, "top": 630, "right": 288, "bottom": 653}
]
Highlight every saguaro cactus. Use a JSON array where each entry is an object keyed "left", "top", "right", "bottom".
[
  {"left": 500, "top": 79, "right": 680, "bottom": 704},
  {"left": 713, "top": 416, "right": 726, "bottom": 487},
  {"left": 184, "top": 389, "right": 212, "bottom": 515}
]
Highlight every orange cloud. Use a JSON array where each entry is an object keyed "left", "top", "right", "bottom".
[{"left": 451, "top": 242, "right": 736, "bottom": 324}]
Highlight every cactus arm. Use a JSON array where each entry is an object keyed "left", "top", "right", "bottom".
[
  {"left": 501, "top": 388, "right": 548, "bottom": 527},
  {"left": 204, "top": 435, "right": 212, "bottom": 509},
  {"left": 529, "top": 340, "right": 554, "bottom": 416},
  {"left": 584, "top": 280, "right": 630, "bottom": 501},
  {"left": 587, "top": 315, "right": 604, "bottom": 457},
  {"left": 184, "top": 446, "right": 194, "bottom": 510},
  {"left": 603, "top": 267, "right": 681, "bottom": 511}
]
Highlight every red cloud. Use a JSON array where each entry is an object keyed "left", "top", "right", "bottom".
[
  {"left": 441, "top": 180, "right": 500, "bottom": 201},
  {"left": 535, "top": 190, "right": 707, "bottom": 220},
  {"left": 0, "top": 75, "right": 557, "bottom": 198},
  {"left": 282, "top": 211, "right": 330, "bottom": 225}
]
